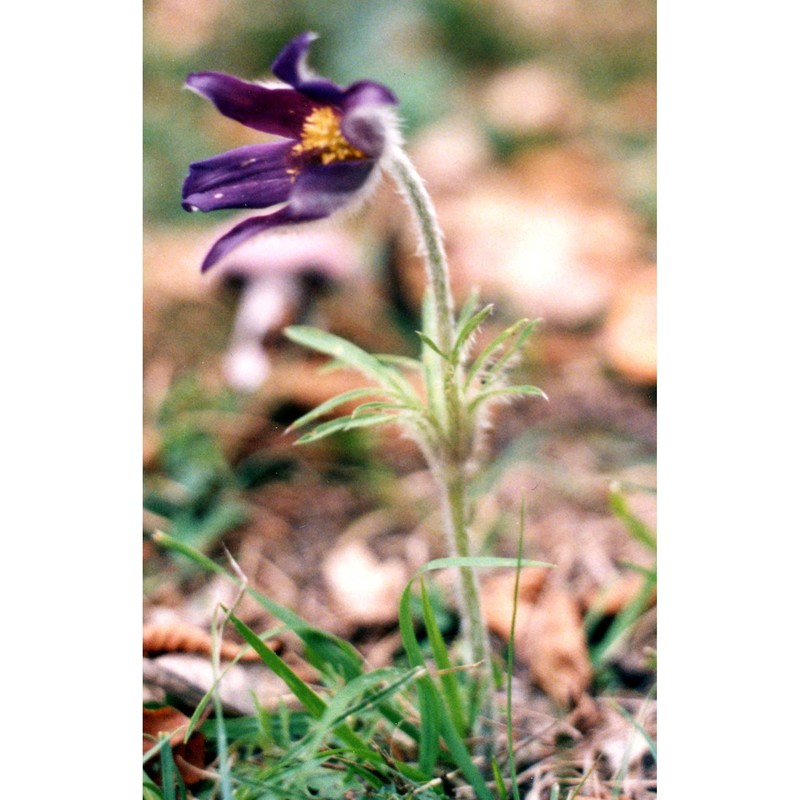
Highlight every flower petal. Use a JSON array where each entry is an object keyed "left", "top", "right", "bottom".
[
  {"left": 182, "top": 142, "right": 294, "bottom": 212},
  {"left": 343, "top": 80, "right": 398, "bottom": 109},
  {"left": 340, "top": 81, "right": 399, "bottom": 157},
  {"left": 186, "top": 72, "right": 315, "bottom": 138},
  {"left": 288, "top": 160, "right": 376, "bottom": 217},
  {"left": 200, "top": 207, "right": 309, "bottom": 273},
  {"left": 200, "top": 160, "right": 376, "bottom": 272},
  {"left": 270, "top": 31, "right": 346, "bottom": 105}
]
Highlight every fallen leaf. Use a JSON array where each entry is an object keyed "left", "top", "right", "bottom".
[
  {"left": 143, "top": 620, "right": 264, "bottom": 662},
  {"left": 580, "top": 572, "right": 656, "bottom": 616},
  {"left": 602, "top": 265, "right": 656, "bottom": 385},
  {"left": 323, "top": 540, "right": 408, "bottom": 627},
  {"left": 143, "top": 705, "right": 207, "bottom": 786},
  {"left": 483, "top": 571, "right": 592, "bottom": 706}
]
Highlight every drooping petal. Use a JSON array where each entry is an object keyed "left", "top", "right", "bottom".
[
  {"left": 186, "top": 72, "right": 315, "bottom": 138},
  {"left": 340, "top": 81, "right": 399, "bottom": 157},
  {"left": 200, "top": 207, "right": 314, "bottom": 272},
  {"left": 182, "top": 141, "right": 294, "bottom": 212},
  {"left": 287, "top": 160, "right": 376, "bottom": 217},
  {"left": 270, "top": 31, "right": 347, "bottom": 105},
  {"left": 200, "top": 160, "right": 377, "bottom": 272}
]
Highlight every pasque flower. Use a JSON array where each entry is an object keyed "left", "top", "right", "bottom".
[{"left": 182, "top": 32, "right": 399, "bottom": 272}]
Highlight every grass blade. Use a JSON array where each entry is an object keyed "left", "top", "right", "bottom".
[
  {"left": 398, "top": 582, "right": 441, "bottom": 775},
  {"left": 609, "top": 481, "right": 657, "bottom": 552},
  {"left": 609, "top": 699, "right": 657, "bottom": 762},
  {"left": 419, "top": 578, "right": 467, "bottom": 737},
  {"left": 492, "top": 757, "right": 509, "bottom": 800},
  {"left": 506, "top": 501, "right": 526, "bottom": 800},
  {"left": 228, "top": 613, "right": 326, "bottom": 718},
  {"left": 228, "top": 611, "right": 369, "bottom": 752},
  {"left": 590, "top": 572, "right": 657, "bottom": 667},
  {"left": 157, "top": 734, "right": 184, "bottom": 800},
  {"left": 412, "top": 556, "right": 554, "bottom": 574},
  {"left": 396, "top": 557, "right": 556, "bottom": 800},
  {"left": 152, "top": 532, "right": 365, "bottom": 681},
  {"left": 184, "top": 624, "right": 285, "bottom": 741}
]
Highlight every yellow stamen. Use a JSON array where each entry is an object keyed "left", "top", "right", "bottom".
[{"left": 292, "top": 106, "right": 366, "bottom": 165}]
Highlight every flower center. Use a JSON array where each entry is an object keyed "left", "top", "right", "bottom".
[{"left": 292, "top": 106, "right": 366, "bottom": 165}]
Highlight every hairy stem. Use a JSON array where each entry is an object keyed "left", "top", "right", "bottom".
[
  {"left": 388, "top": 149, "right": 496, "bottom": 753},
  {"left": 386, "top": 149, "right": 455, "bottom": 355}
]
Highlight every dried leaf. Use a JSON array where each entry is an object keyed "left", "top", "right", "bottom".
[
  {"left": 481, "top": 568, "right": 550, "bottom": 639},
  {"left": 602, "top": 265, "right": 656, "bottom": 385},
  {"left": 581, "top": 572, "right": 656, "bottom": 616},
  {"left": 143, "top": 705, "right": 207, "bottom": 786},
  {"left": 323, "top": 540, "right": 408, "bottom": 627},
  {"left": 483, "top": 571, "right": 592, "bottom": 706},
  {"left": 143, "top": 620, "right": 264, "bottom": 661}
]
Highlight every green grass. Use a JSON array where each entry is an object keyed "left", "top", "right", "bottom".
[{"left": 146, "top": 533, "right": 554, "bottom": 798}]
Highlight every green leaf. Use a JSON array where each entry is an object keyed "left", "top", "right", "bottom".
[
  {"left": 351, "top": 401, "right": 413, "bottom": 416},
  {"left": 466, "top": 319, "right": 539, "bottom": 388},
  {"left": 286, "top": 388, "right": 394, "bottom": 431},
  {"left": 413, "top": 556, "right": 554, "bottom": 574},
  {"left": 228, "top": 612, "right": 368, "bottom": 752},
  {"left": 398, "top": 584, "right": 440, "bottom": 776},
  {"left": 419, "top": 578, "right": 467, "bottom": 737},
  {"left": 609, "top": 482, "right": 657, "bottom": 552},
  {"left": 507, "top": 502, "right": 526, "bottom": 800},
  {"left": 416, "top": 330, "right": 449, "bottom": 360},
  {"left": 284, "top": 325, "right": 416, "bottom": 399},
  {"left": 158, "top": 734, "right": 185, "bottom": 800},
  {"left": 229, "top": 613, "right": 327, "bottom": 718},
  {"left": 295, "top": 412, "right": 402, "bottom": 445},
  {"left": 455, "top": 287, "right": 481, "bottom": 333},
  {"left": 492, "top": 757, "right": 509, "bottom": 800},
  {"left": 397, "top": 557, "right": 553, "bottom": 798},
  {"left": 184, "top": 624, "right": 285, "bottom": 742},
  {"left": 468, "top": 384, "right": 548, "bottom": 413},
  {"left": 298, "top": 667, "right": 424, "bottom": 761},
  {"left": 452, "top": 303, "right": 494, "bottom": 363},
  {"left": 375, "top": 354, "right": 424, "bottom": 371}
]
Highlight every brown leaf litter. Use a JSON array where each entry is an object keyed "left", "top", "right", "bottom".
[
  {"left": 143, "top": 620, "right": 265, "bottom": 661},
  {"left": 143, "top": 705, "right": 207, "bottom": 786},
  {"left": 482, "top": 568, "right": 593, "bottom": 706}
]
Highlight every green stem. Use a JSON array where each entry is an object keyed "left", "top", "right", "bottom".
[{"left": 388, "top": 149, "right": 496, "bottom": 754}]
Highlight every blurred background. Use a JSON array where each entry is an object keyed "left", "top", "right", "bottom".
[{"left": 144, "top": 0, "right": 656, "bottom": 779}]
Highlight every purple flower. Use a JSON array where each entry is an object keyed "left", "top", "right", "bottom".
[{"left": 182, "top": 32, "right": 399, "bottom": 272}]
